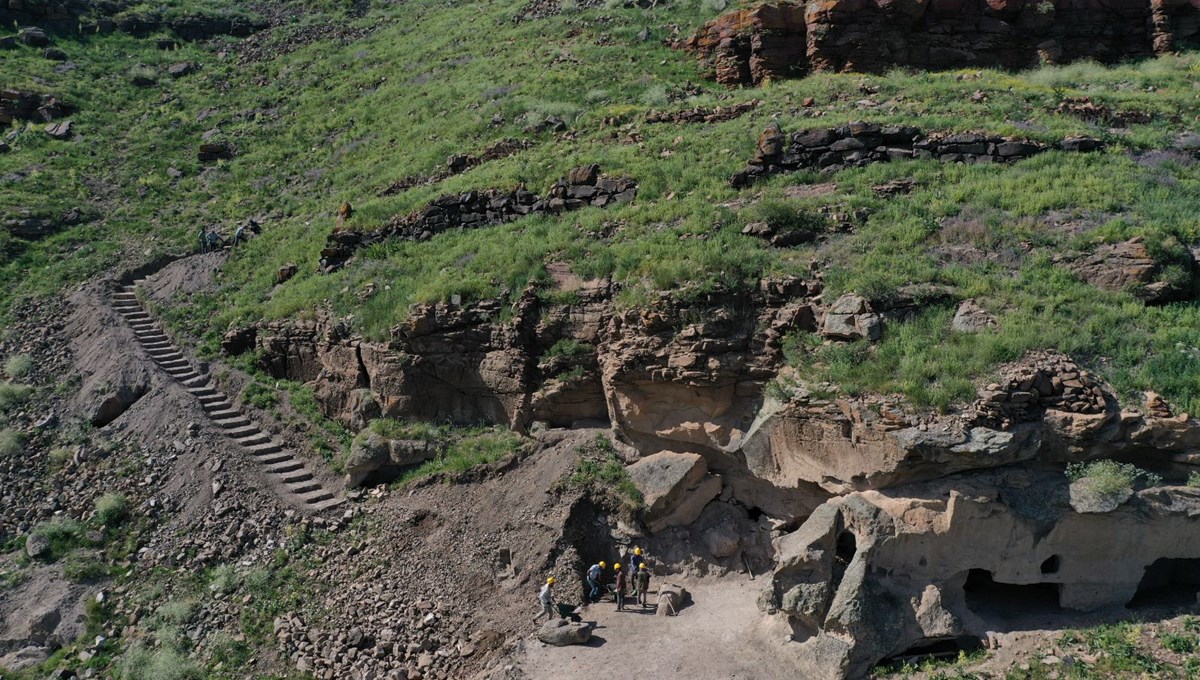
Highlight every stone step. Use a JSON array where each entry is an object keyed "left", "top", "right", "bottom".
[
  {"left": 199, "top": 398, "right": 232, "bottom": 410},
  {"left": 310, "top": 496, "right": 346, "bottom": 511},
  {"left": 183, "top": 378, "right": 213, "bottom": 390},
  {"left": 245, "top": 442, "right": 283, "bottom": 456},
  {"left": 297, "top": 488, "right": 337, "bottom": 505},
  {"left": 266, "top": 460, "right": 304, "bottom": 474},
  {"left": 278, "top": 470, "right": 313, "bottom": 485},
  {"left": 207, "top": 408, "right": 242, "bottom": 420},
  {"left": 158, "top": 359, "right": 191, "bottom": 369},
  {"left": 170, "top": 372, "right": 200, "bottom": 383},
  {"left": 147, "top": 351, "right": 183, "bottom": 362},
  {"left": 235, "top": 432, "right": 272, "bottom": 447},
  {"left": 286, "top": 480, "right": 322, "bottom": 495},
  {"left": 257, "top": 452, "right": 293, "bottom": 465},
  {"left": 224, "top": 424, "right": 261, "bottom": 438},
  {"left": 213, "top": 415, "right": 251, "bottom": 429}
]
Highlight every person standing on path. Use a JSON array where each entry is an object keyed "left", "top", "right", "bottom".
[
  {"left": 586, "top": 561, "right": 605, "bottom": 603},
  {"left": 537, "top": 577, "right": 557, "bottom": 622},
  {"left": 614, "top": 563, "right": 628, "bottom": 611},
  {"left": 198, "top": 227, "right": 208, "bottom": 253},
  {"left": 636, "top": 564, "right": 650, "bottom": 608}
]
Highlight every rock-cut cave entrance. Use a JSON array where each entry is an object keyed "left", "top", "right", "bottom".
[
  {"left": 1127, "top": 558, "right": 1200, "bottom": 609},
  {"left": 963, "top": 568, "right": 1064, "bottom": 626}
]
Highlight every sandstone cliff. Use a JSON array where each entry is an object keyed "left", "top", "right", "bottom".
[{"left": 682, "top": 0, "right": 1200, "bottom": 86}]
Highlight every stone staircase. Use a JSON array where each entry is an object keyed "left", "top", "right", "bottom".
[{"left": 113, "top": 280, "right": 344, "bottom": 512}]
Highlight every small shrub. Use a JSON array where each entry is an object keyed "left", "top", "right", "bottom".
[
  {"left": 0, "top": 428, "right": 21, "bottom": 456},
  {"left": 242, "top": 382, "right": 279, "bottom": 409},
  {"left": 1065, "top": 460, "right": 1162, "bottom": 492},
  {"left": 48, "top": 447, "right": 73, "bottom": 470},
  {"left": 94, "top": 493, "right": 130, "bottom": 528},
  {"left": 1187, "top": 471, "right": 1200, "bottom": 487},
  {"left": 1161, "top": 631, "right": 1196, "bottom": 654},
  {"left": 208, "top": 564, "right": 240, "bottom": 595},
  {"left": 115, "top": 644, "right": 203, "bottom": 680},
  {"left": 0, "top": 383, "right": 31, "bottom": 412},
  {"left": 553, "top": 435, "right": 643, "bottom": 513},
  {"left": 29, "top": 518, "right": 86, "bottom": 559},
  {"left": 4, "top": 354, "right": 32, "bottom": 379},
  {"left": 63, "top": 553, "right": 107, "bottom": 582},
  {"left": 743, "top": 200, "right": 827, "bottom": 241}
]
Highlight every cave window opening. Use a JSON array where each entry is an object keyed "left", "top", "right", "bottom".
[
  {"left": 964, "top": 568, "right": 1063, "bottom": 619},
  {"left": 829, "top": 531, "right": 857, "bottom": 594},
  {"left": 1127, "top": 558, "right": 1200, "bottom": 609},
  {"left": 1041, "top": 555, "right": 1061, "bottom": 574}
]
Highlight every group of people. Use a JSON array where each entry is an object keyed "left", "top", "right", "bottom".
[
  {"left": 538, "top": 547, "right": 654, "bottom": 622},
  {"left": 197, "top": 219, "right": 261, "bottom": 253}
]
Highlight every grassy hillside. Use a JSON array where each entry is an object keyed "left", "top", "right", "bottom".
[{"left": 3, "top": 0, "right": 1200, "bottom": 415}]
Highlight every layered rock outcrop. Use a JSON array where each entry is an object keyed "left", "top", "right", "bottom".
[
  {"left": 682, "top": 0, "right": 1200, "bottom": 86},
  {"left": 320, "top": 165, "right": 637, "bottom": 271},
  {"left": 761, "top": 469, "right": 1200, "bottom": 679},
  {"left": 731, "top": 121, "right": 1102, "bottom": 187},
  {"left": 0, "top": 1, "right": 266, "bottom": 38}
]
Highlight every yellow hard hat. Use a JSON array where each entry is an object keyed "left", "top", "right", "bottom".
[
  {"left": 547, "top": 577, "right": 555, "bottom": 585},
  {"left": 614, "top": 563, "right": 621, "bottom": 570},
  {"left": 599, "top": 561, "right": 606, "bottom": 568},
  {"left": 634, "top": 548, "right": 642, "bottom": 555},
  {"left": 640, "top": 563, "right": 647, "bottom": 569}
]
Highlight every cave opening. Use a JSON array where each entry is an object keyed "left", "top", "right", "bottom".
[
  {"left": 1127, "top": 558, "right": 1200, "bottom": 609},
  {"left": 880, "top": 636, "right": 983, "bottom": 667},
  {"left": 1041, "top": 555, "right": 1061, "bottom": 574},
  {"left": 829, "top": 531, "right": 857, "bottom": 594},
  {"left": 963, "top": 568, "right": 1064, "bottom": 621}
]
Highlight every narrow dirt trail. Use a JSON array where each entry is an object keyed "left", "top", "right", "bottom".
[
  {"left": 519, "top": 576, "right": 799, "bottom": 680},
  {"left": 113, "top": 277, "right": 343, "bottom": 512}
]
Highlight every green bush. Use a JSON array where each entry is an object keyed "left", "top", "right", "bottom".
[
  {"left": 1065, "top": 460, "right": 1162, "bottom": 493},
  {"left": 208, "top": 564, "right": 240, "bottom": 595},
  {"left": 115, "top": 644, "right": 203, "bottom": 680},
  {"left": 29, "top": 518, "right": 87, "bottom": 559},
  {"left": 242, "top": 381, "right": 279, "bottom": 409},
  {"left": 1188, "top": 471, "right": 1200, "bottom": 488},
  {"left": 1161, "top": 631, "right": 1197, "bottom": 654},
  {"left": 0, "top": 383, "right": 31, "bottom": 413},
  {"left": 393, "top": 427, "right": 526, "bottom": 486},
  {"left": 553, "top": 435, "right": 643, "bottom": 512},
  {"left": 4, "top": 354, "right": 32, "bottom": 379},
  {"left": 94, "top": 493, "right": 130, "bottom": 528},
  {"left": 0, "top": 428, "right": 21, "bottom": 456},
  {"left": 63, "top": 553, "right": 108, "bottom": 582}
]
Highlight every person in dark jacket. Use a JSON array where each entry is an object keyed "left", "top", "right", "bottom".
[{"left": 614, "top": 563, "right": 628, "bottom": 611}]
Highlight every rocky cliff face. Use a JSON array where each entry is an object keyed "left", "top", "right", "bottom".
[
  {"left": 682, "top": 0, "right": 1200, "bottom": 86},
  {"left": 761, "top": 469, "right": 1200, "bottom": 679}
]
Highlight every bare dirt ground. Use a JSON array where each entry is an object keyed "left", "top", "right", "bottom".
[{"left": 519, "top": 576, "right": 799, "bottom": 680}]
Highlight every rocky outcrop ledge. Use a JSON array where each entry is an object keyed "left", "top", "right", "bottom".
[
  {"left": 320, "top": 165, "right": 636, "bottom": 271},
  {"left": 731, "top": 121, "right": 1102, "bottom": 187}
]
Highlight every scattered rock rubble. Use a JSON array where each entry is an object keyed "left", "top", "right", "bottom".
[
  {"left": 731, "top": 121, "right": 1103, "bottom": 187},
  {"left": 644, "top": 100, "right": 759, "bottom": 125},
  {"left": 0, "top": 89, "right": 73, "bottom": 125},
  {"left": 321, "top": 165, "right": 636, "bottom": 271}
]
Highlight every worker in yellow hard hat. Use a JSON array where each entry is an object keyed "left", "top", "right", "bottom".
[
  {"left": 537, "top": 576, "right": 556, "bottom": 622},
  {"left": 636, "top": 563, "right": 651, "bottom": 607},
  {"left": 586, "top": 560, "right": 606, "bottom": 603}
]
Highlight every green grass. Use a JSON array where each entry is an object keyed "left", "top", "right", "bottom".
[
  {"left": 94, "top": 493, "right": 131, "bottom": 528},
  {"left": 1065, "top": 460, "right": 1161, "bottom": 494},
  {"left": 392, "top": 426, "right": 527, "bottom": 486},
  {"left": 0, "top": 385, "right": 32, "bottom": 414},
  {"left": 4, "top": 355, "right": 33, "bottom": 379},
  {"left": 552, "top": 434, "right": 643, "bottom": 512},
  {"left": 4, "top": 0, "right": 1200, "bottom": 416}
]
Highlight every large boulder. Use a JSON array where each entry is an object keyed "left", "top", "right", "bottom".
[
  {"left": 820, "top": 294, "right": 882, "bottom": 341},
  {"left": 627, "top": 452, "right": 722, "bottom": 533},
  {"left": 86, "top": 383, "right": 149, "bottom": 427},
  {"left": 537, "top": 619, "right": 592, "bottom": 646}
]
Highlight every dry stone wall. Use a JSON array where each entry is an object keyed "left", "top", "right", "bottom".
[{"left": 682, "top": 0, "right": 1200, "bottom": 86}]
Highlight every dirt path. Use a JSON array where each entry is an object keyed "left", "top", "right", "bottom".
[{"left": 519, "top": 576, "right": 798, "bottom": 680}]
